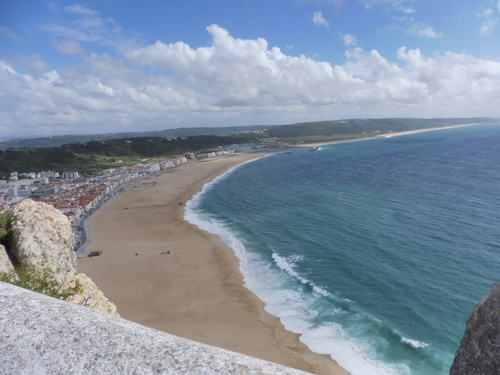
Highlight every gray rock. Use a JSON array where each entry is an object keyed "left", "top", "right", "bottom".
[
  {"left": 5, "top": 199, "right": 118, "bottom": 316},
  {"left": 0, "top": 244, "right": 14, "bottom": 274},
  {"left": 0, "top": 282, "right": 309, "bottom": 375},
  {"left": 450, "top": 282, "right": 500, "bottom": 375},
  {"left": 8, "top": 199, "right": 76, "bottom": 273},
  {"left": 54, "top": 272, "right": 118, "bottom": 316}
]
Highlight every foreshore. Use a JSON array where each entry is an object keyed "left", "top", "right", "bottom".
[{"left": 78, "top": 153, "right": 350, "bottom": 375}]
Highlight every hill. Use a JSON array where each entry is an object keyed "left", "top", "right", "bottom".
[
  {"left": 0, "top": 135, "right": 256, "bottom": 178},
  {"left": 0, "top": 125, "right": 269, "bottom": 150},
  {"left": 255, "top": 117, "right": 495, "bottom": 143},
  {"left": 1, "top": 117, "right": 497, "bottom": 178}
]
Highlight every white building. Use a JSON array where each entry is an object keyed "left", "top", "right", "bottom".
[
  {"left": 40, "top": 171, "right": 59, "bottom": 179},
  {"left": 7, "top": 186, "right": 18, "bottom": 197},
  {"left": 63, "top": 171, "right": 80, "bottom": 180},
  {"left": 17, "top": 185, "right": 32, "bottom": 197},
  {"left": 148, "top": 163, "right": 161, "bottom": 173}
]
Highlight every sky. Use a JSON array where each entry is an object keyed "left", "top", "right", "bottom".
[{"left": 1, "top": 0, "right": 500, "bottom": 138}]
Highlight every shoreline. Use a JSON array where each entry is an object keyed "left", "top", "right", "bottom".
[
  {"left": 78, "top": 154, "right": 350, "bottom": 375},
  {"left": 296, "top": 122, "right": 484, "bottom": 148}
]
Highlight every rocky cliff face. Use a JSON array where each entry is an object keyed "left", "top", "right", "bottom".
[
  {"left": 450, "top": 282, "right": 499, "bottom": 375},
  {"left": 1, "top": 199, "right": 118, "bottom": 316}
]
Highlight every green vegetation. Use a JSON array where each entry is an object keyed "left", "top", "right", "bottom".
[
  {"left": 0, "top": 125, "right": 269, "bottom": 150},
  {"left": 0, "top": 264, "right": 82, "bottom": 301},
  {"left": 0, "top": 212, "right": 12, "bottom": 244},
  {"left": 0, "top": 134, "right": 256, "bottom": 177},
  {"left": 0, "top": 117, "right": 495, "bottom": 178},
  {"left": 254, "top": 117, "right": 495, "bottom": 143}
]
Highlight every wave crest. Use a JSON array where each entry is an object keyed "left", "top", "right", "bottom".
[{"left": 401, "top": 337, "right": 431, "bottom": 349}]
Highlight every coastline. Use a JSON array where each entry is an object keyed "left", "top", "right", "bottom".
[
  {"left": 78, "top": 153, "right": 350, "bottom": 375},
  {"left": 297, "top": 122, "right": 484, "bottom": 148}
]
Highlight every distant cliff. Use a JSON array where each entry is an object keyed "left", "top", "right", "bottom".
[
  {"left": 450, "top": 282, "right": 499, "bottom": 375},
  {"left": 0, "top": 199, "right": 117, "bottom": 315}
]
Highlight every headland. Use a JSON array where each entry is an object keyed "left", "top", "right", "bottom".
[{"left": 298, "top": 122, "right": 484, "bottom": 148}]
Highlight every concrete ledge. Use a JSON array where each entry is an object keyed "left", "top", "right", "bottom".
[{"left": 0, "top": 282, "right": 310, "bottom": 375}]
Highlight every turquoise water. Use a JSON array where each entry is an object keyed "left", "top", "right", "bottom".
[{"left": 185, "top": 124, "right": 500, "bottom": 375}]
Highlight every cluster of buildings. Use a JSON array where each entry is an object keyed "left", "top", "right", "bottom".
[{"left": 0, "top": 150, "right": 235, "bottom": 248}]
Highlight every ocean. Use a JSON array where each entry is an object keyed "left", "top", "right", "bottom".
[{"left": 185, "top": 123, "right": 500, "bottom": 375}]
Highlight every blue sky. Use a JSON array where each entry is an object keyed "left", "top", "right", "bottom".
[{"left": 1, "top": 0, "right": 500, "bottom": 137}]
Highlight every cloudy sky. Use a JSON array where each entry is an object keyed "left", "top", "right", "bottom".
[{"left": 1, "top": 0, "right": 500, "bottom": 138}]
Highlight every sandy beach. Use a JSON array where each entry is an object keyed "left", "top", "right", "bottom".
[
  {"left": 298, "top": 123, "right": 484, "bottom": 148},
  {"left": 78, "top": 154, "right": 350, "bottom": 375}
]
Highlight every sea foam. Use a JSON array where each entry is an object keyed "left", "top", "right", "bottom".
[
  {"left": 183, "top": 126, "right": 500, "bottom": 375},
  {"left": 401, "top": 337, "right": 431, "bottom": 349},
  {"left": 185, "top": 165, "right": 410, "bottom": 375},
  {"left": 185, "top": 157, "right": 266, "bottom": 264}
]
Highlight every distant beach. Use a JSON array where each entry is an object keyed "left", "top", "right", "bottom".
[
  {"left": 298, "top": 122, "right": 483, "bottom": 148},
  {"left": 78, "top": 154, "right": 350, "bottom": 375}
]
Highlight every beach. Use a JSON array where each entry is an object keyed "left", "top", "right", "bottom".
[
  {"left": 78, "top": 153, "right": 350, "bottom": 375},
  {"left": 298, "top": 123, "right": 484, "bottom": 148}
]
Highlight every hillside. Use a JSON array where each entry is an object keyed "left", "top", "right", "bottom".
[
  {"left": 2, "top": 117, "right": 496, "bottom": 178},
  {"left": 256, "top": 117, "right": 495, "bottom": 143},
  {"left": 0, "top": 125, "right": 269, "bottom": 150},
  {"left": 0, "top": 135, "right": 255, "bottom": 177}
]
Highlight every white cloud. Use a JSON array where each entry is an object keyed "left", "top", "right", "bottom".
[
  {"left": 1, "top": 25, "right": 500, "bottom": 137},
  {"left": 43, "top": 5, "right": 129, "bottom": 47},
  {"left": 479, "top": 2, "right": 500, "bottom": 36},
  {"left": 361, "top": 0, "right": 417, "bottom": 15},
  {"left": 401, "top": 7, "right": 416, "bottom": 14},
  {"left": 313, "top": 11, "right": 330, "bottom": 27},
  {"left": 360, "top": 0, "right": 400, "bottom": 8},
  {"left": 338, "top": 33, "right": 358, "bottom": 46},
  {"left": 483, "top": 8, "right": 495, "bottom": 16},
  {"left": 52, "top": 40, "right": 86, "bottom": 55},
  {"left": 481, "top": 18, "right": 499, "bottom": 36},
  {"left": 410, "top": 25, "right": 442, "bottom": 38},
  {"left": 0, "top": 25, "right": 21, "bottom": 40},
  {"left": 64, "top": 4, "right": 99, "bottom": 16},
  {"left": 361, "top": 1, "right": 442, "bottom": 39},
  {"left": 297, "top": 0, "right": 344, "bottom": 8},
  {"left": 11, "top": 54, "right": 50, "bottom": 76}
]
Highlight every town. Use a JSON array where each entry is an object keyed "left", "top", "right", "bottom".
[{"left": 0, "top": 150, "right": 236, "bottom": 250}]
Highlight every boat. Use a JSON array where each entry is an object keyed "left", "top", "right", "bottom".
[{"left": 308, "top": 147, "right": 319, "bottom": 151}]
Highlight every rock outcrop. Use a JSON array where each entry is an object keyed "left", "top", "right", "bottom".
[
  {"left": 1, "top": 282, "right": 310, "bottom": 375},
  {"left": 9, "top": 199, "right": 77, "bottom": 272},
  {"left": 2, "top": 199, "right": 118, "bottom": 316},
  {"left": 0, "top": 244, "right": 14, "bottom": 274},
  {"left": 450, "top": 282, "right": 500, "bottom": 375},
  {"left": 53, "top": 271, "right": 119, "bottom": 314}
]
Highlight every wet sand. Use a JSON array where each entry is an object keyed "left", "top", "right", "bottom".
[{"left": 78, "top": 154, "right": 350, "bottom": 375}]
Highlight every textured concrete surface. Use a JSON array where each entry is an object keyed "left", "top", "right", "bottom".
[{"left": 0, "top": 282, "right": 310, "bottom": 375}]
